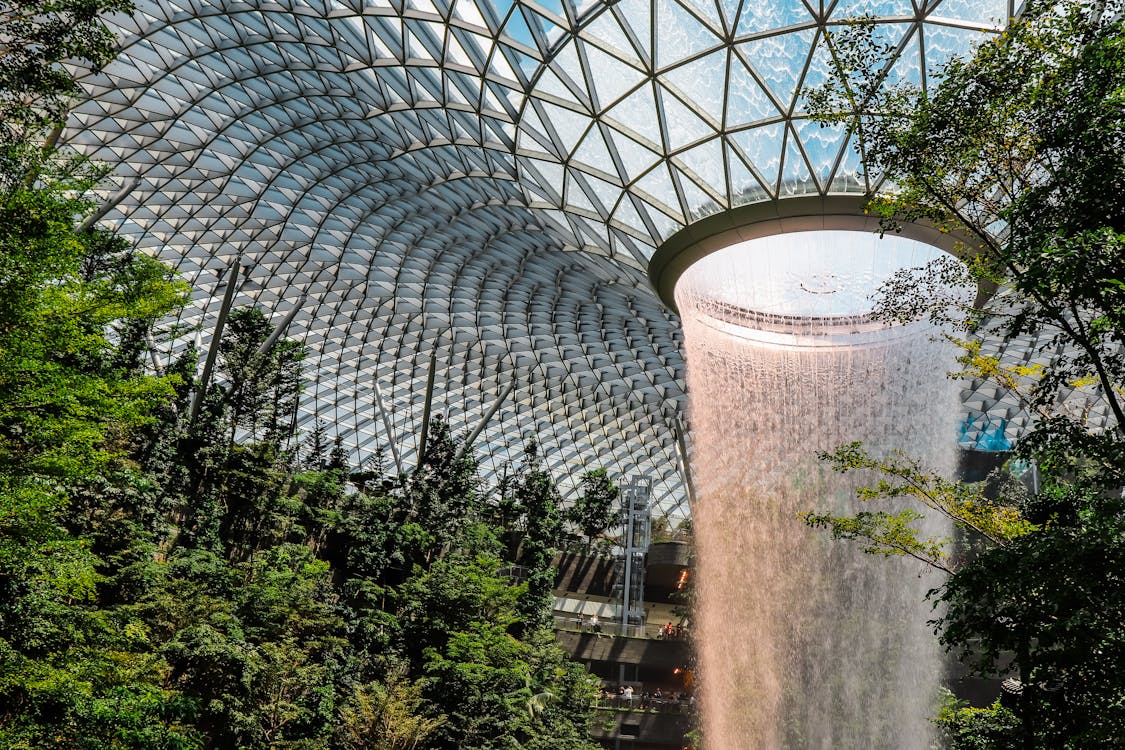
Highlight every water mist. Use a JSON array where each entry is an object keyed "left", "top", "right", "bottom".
[{"left": 675, "top": 231, "right": 959, "bottom": 749}]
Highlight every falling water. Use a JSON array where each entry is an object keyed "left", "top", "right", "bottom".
[{"left": 676, "top": 233, "right": 959, "bottom": 749}]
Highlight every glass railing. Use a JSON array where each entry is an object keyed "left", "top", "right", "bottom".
[
  {"left": 553, "top": 615, "right": 690, "bottom": 640},
  {"left": 594, "top": 693, "right": 696, "bottom": 714}
]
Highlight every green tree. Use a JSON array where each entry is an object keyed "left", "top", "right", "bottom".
[
  {"left": 217, "top": 306, "right": 305, "bottom": 445},
  {"left": 808, "top": 0, "right": 1125, "bottom": 455},
  {"left": 934, "top": 691, "right": 1022, "bottom": 750},
  {"left": 504, "top": 441, "right": 563, "bottom": 635},
  {"left": 804, "top": 1, "right": 1125, "bottom": 745},
  {"left": 336, "top": 665, "right": 445, "bottom": 750},
  {"left": 397, "top": 549, "right": 597, "bottom": 750},
  {"left": 403, "top": 415, "right": 479, "bottom": 561},
  {"left": 0, "top": 0, "right": 133, "bottom": 171},
  {"left": 0, "top": 3, "right": 202, "bottom": 740},
  {"left": 564, "top": 468, "right": 619, "bottom": 551},
  {"left": 0, "top": 5, "right": 603, "bottom": 747}
]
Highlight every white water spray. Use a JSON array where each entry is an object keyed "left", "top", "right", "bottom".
[{"left": 676, "top": 231, "right": 959, "bottom": 749}]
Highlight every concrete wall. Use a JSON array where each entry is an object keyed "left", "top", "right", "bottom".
[{"left": 591, "top": 708, "right": 693, "bottom": 746}]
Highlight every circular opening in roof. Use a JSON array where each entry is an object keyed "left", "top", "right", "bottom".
[{"left": 673, "top": 230, "right": 948, "bottom": 345}]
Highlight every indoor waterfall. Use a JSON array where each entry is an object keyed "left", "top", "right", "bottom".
[{"left": 675, "top": 232, "right": 960, "bottom": 749}]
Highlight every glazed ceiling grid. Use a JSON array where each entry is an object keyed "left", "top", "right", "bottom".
[{"left": 68, "top": 0, "right": 1015, "bottom": 521}]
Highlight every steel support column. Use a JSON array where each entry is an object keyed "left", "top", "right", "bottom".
[
  {"left": 455, "top": 378, "right": 517, "bottom": 464},
  {"left": 188, "top": 261, "right": 240, "bottom": 424},
  {"left": 414, "top": 351, "right": 439, "bottom": 470},
  {"left": 78, "top": 177, "right": 143, "bottom": 233},
  {"left": 373, "top": 380, "right": 404, "bottom": 476}
]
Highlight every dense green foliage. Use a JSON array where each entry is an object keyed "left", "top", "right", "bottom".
[
  {"left": 0, "top": 4, "right": 601, "bottom": 748},
  {"left": 806, "top": 1, "right": 1125, "bottom": 746},
  {"left": 933, "top": 692, "right": 1021, "bottom": 750},
  {"left": 1, "top": 1, "right": 132, "bottom": 133},
  {"left": 563, "top": 469, "right": 619, "bottom": 551}
]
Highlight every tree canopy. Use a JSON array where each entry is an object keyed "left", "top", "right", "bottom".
[
  {"left": 805, "top": 1, "right": 1125, "bottom": 746},
  {"left": 0, "top": 3, "right": 604, "bottom": 747}
]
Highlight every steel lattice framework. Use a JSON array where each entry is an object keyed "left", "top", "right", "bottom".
[{"left": 68, "top": 0, "right": 1019, "bottom": 522}]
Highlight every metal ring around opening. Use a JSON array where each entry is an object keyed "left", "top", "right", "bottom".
[{"left": 647, "top": 196, "right": 989, "bottom": 315}]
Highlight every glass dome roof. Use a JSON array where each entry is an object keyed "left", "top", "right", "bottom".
[{"left": 65, "top": 0, "right": 1016, "bottom": 522}]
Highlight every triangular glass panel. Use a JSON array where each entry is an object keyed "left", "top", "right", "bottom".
[
  {"left": 923, "top": 23, "right": 988, "bottom": 88},
  {"left": 606, "top": 83, "right": 663, "bottom": 149},
  {"left": 518, "top": 103, "right": 564, "bottom": 158},
  {"left": 413, "top": 0, "right": 443, "bottom": 18},
  {"left": 460, "top": 27, "right": 494, "bottom": 61},
  {"left": 572, "top": 212, "right": 611, "bottom": 249},
  {"left": 572, "top": 128, "right": 617, "bottom": 177},
  {"left": 565, "top": 171, "right": 600, "bottom": 215},
  {"left": 583, "top": 172, "right": 626, "bottom": 214},
  {"left": 725, "top": 55, "right": 777, "bottom": 126},
  {"left": 523, "top": 6, "right": 565, "bottom": 51},
  {"left": 659, "top": 87, "right": 716, "bottom": 151},
  {"left": 641, "top": 199, "right": 683, "bottom": 242},
  {"left": 830, "top": 133, "right": 869, "bottom": 194},
  {"left": 795, "top": 28, "right": 833, "bottom": 111},
  {"left": 485, "top": 41, "right": 518, "bottom": 81},
  {"left": 487, "top": 0, "right": 516, "bottom": 26},
  {"left": 420, "top": 108, "right": 451, "bottom": 140},
  {"left": 398, "top": 31, "right": 432, "bottom": 65},
  {"left": 868, "top": 16, "right": 911, "bottom": 56},
  {"left": 415, "top": 68, "right": 446, "bottom": 104},
  {"left": 932, "top": 0, "right": 1009, "bottom": 26},
  {"left": 444, "top": 74, "right": 471, "bottom": 106},
  {"left": 830, "top": 0, "right": 913, "bottom": 19},
  {"left": 539, "top": 100, "right": 593, "bottom": 153},
  {"left": 614, "top": 228, "right": 657, "bottom": 266},
  {"left": 734, "top": 1, "right": 811, "bottom": 38},
  {"left": 677, "top": 0, "right": 725, "bottom": 38},
  {"left": 795, "top": 117, "right": 844, "bottom": 190},
  {"left": 611, "top": 193, "right": 649, "bottom": 234},
  {"left": 613, "top": 0, "right": 652, "bottom": 65},
  {"left": 729, "top": 122, "right": 784, "bottom": 190},
  {"left": 656, "top": 0, "right": 722, "bottom": 70},
  {"left": 885, "top": 28, "right": 921, "bottom": 89},
  {"left": 674, "top": 137, "right": 725, "bottom": 195},
  {"left": 504, "top": 45, "right": 543, "bottom": 81},
  {"left": 482, "top": 115, "right": 516, "bottom": 149},
  {"left": 605, "top": 128, "right": 660, "bottom": 181},
  {"left": 632, "top": 163, "right": 682, "bottom": 218},
  {"left": 779, "top": 127, "right": 815, "bottom": 196},
  {"left": 481, "top": 81, "right": 513, "bottom": 117},
  {"left": 536, "top": 66, "right": 579, "bottom": 102},
  {"left": 675, "top": 166, "right": 724, "bottom": 221},
  {"left": 335, "top": 14, "right": 367, "bottom": 51},
  {"left": 409, "top": 19, "right": 445, "bottom": 60},
  {"left": 663, "top": 49, "right": 727, "bottom": 124},
  {"left": 738, "top": 28, "right": 815, "bottom": 113},
  {"left": 526, "top": 0, "right": 565, "bottom": 18},
  {"left": 580, "top": 11, "right": 643, "bottom": 67},
  {"left": 552, "top": 43, "right": 590, "bottom": 98},
  {"left": 582, "top": 42, "right": 646, "bottom": 112},
  {"left": 502, "top": 7, "right": 536, "bottom": 48},
  {"left": 382, "top": 75, "right": 408, "bottom": 106},
  {"left": 367, "top": 22, "right": 398, "bottom": 60},
  {"left": 726, "top": 141, "right": 772, "bottom": 205}
]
